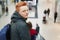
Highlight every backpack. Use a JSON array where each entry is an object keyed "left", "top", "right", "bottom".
[{"left": 0, "top": 24, "right": 11, "bottom": 40}]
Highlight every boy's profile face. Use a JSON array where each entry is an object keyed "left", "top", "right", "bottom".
[{"left": 19, "top": 6, "right": 29, "bottom": 18}]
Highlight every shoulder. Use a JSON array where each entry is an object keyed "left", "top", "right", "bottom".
[
  {"left": 17, "top": 20, "right": 26, "bottom": 25},
  {"left": 15, "top": 21, "right": 28, "bottom": 31},
  {"left": 15, "top": 20, "right": 27, "bottom": 28}
]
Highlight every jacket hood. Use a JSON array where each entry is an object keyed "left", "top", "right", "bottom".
[{"left": 11, "top": 11, "right": 27, "bottom": 23}]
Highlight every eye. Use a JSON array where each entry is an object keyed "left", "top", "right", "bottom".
[
  {"left": 22, "top": 10, "right": 26, "bottom": 12},
  {"left": 22, "top": 10, "right": 28, "bottom": 12}
]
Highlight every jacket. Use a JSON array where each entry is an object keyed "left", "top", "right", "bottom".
[{"left": 11, "top": 11, "right": 31, "bottom": 40}]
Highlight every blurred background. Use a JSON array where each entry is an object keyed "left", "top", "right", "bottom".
[{"left": 0, "top": 0, "right": 60, "bottom": 40}]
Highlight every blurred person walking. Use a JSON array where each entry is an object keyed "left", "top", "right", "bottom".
[
  {"left": 47, "top": 8, "right": 50, "bottom": 16},
  {"left": 54, "top": 12, "right": 58, "bottom": 23},
  {"left": 6, "top": 6, "right": 8, "bottom": 16}
]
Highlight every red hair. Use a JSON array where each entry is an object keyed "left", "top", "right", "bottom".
[{"left": 16, "top": 1, "right": 27, "bottom": 12}]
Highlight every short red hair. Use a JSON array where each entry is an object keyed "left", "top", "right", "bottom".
[{"left": 16, "top": 1, "right": 27, "bottom": 12}]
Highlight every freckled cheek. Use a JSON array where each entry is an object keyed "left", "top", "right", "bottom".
[
  {"left": 22, "top": 13, "right": 26, "bottom": 16},
  {"left": 22, "top": 12, "right": 27, "bottom": 15}
]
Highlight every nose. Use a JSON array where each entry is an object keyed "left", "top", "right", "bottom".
[{"left": 26, "top": 10, "right": 28, "bottom": 14}]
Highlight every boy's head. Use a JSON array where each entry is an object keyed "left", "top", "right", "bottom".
[{"left": 16, "top": 1, "right": 29, "bottom": 18}]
